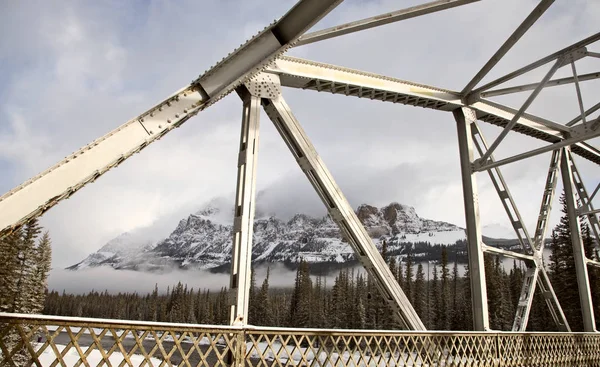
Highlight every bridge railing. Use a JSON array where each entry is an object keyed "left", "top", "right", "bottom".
[{"left": 1, "top": 312, "right": 599, "bottom": 366}]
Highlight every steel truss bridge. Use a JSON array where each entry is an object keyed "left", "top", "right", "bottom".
[{"left": 1, "top": 0, "right": 600, "bottom": 365}]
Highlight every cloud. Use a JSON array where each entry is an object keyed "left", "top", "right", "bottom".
[{"left": 1, "top": 0, "right": 599, "bottom": 277}]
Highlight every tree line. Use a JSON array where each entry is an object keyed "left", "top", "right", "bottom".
[{"left": 42, "top": 194, "right": 600, "bottom": 331}]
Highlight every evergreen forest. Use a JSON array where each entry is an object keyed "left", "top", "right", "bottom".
[{"left": 43, "top": 195, "right": 600, "bottom": 331}]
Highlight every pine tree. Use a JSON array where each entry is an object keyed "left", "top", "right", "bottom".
[
  {"left": 12, "top": 220, "right": 41, "bottom": 313},
  {"left": 289, "top": 260, "right": 312, "bottom": 327},
  {"left": 405, "top": 250, "right": 414, "bottom": 304},
  {"left": 413, "top": 263, "right": 426, "bottom": 320},
  {"left": 430, "top": 265, "right": 440, "bottom": 329},
  {"left": 450, "top": 261, "right": 464, "bottom": 330},
  {"left": 0, "top": 228, "right": 23, "bottom": 312},
  {"left": 32, "top": 232, "right": 52, "bottom": 313},
  {"left": 248, "top": 267, "right": 258, "bottom": 324},
  {"left": 255, "top": 267, "right": 272, "bottom": 326},
  {"left": 463, "top": 263, "right": 473, "bottom": 330},
  {"left": 440, "top": 248, "right": 450, "bottom": 329}
]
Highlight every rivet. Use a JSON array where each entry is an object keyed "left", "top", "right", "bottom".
[
  {"left": 149, "top": 131, "right": 153, "bottom": 134},
  {"left": 175, "top": 114, "right": 179, "bottom": 118},
  {"left": 166, "top": 101, "right": 172, "bottom": 107},
  {"left": 167, "top": 119, "right": 172, "bottom": 123},
  {"left": 158, "top": 125, "right": 162, "bottom": 129}
]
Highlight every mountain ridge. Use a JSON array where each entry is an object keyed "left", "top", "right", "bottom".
[{"left": 68, "top": 201, "right": 512, "bottom": 272}]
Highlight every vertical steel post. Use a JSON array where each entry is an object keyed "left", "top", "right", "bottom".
[
  {"left": 559, "top": 147, "right": 596, "bottom": 332},
  {"left": 454, "top": 107, "right": 489, "bottom": 331},
  {"left": 229, "top": 87, "right": 261, "bottom": 327}
]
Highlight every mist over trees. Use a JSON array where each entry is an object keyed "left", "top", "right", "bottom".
[{"left": 42, "top": 194, "right": 600, "bottom": 331}]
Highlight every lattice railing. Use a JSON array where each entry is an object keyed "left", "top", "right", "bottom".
[{"left": 1, "top": 313, "right": 599, "bottom": 366}]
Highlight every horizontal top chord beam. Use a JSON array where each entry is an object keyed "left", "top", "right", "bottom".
[{"left": 266, "top": 56, "right": 600, "bottom": 165}]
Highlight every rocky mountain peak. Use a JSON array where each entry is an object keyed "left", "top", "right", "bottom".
[
  {"left": 382, "top": 202, "right": 421, "bottom": 234},
  {"left": 69, "top": 200, "right": 469, "bottom": 272}
]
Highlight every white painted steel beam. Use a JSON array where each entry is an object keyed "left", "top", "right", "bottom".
[
  {"left": 560, "top": 148, "right": 597, "bottom": 332},
  {"left": 579, "top": 208, "right": 600, "bottom": 217},
  {"left": 567, "top": 100, "right": 600, "bottom": 127},
  {"left": 268, "top": 56, "right": 600, "bottom": 166},
  {"left": 474, "top": 118, "right": 600, "bottom": 172},
  {"left": 533, "top": 150, "right": 562, "bottom": 253},
  {"left": 261, "top": 84, "right": 425, "bottom": 330},
  {"left": 296, "top": 0, "right": 480, "bottom": 47},
  {"left": 454, "top": 107, "right": 489, "bottom": 331},
  {"left": 481, "top": 245, "right": 534, "bottom": 263},
  {"left": 461, "top": 0, "right": 554, "bottom": 95},
  {"left": 0, "top": 0, "right": 343, "bottom": 238},
  {"left": 571, "top": 62, "right": 587, "bottom": 125},
  {"left": 229, "top": 87, "right": 261, "bottom": 326},
  {"left": 480, "top": 71, "right": 600, "bottom": 98},
  {"left": 588, "top": 182, "right": 600, "bottom": 203},
  {"left": 473, "top": 32, "right": 600, "bottom": 93},
  {"left": 476, "top": 58, "right": 563, "bottom": 164},
  {"left": 586, "top": 51, "right": 600, "bottom": 59},
  {"left": 471, "top": 123, "right": 534, "bottom": 253}
]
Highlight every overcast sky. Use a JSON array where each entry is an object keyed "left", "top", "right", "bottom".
[{"left": 1, "top": 0, "right": 600, "bottom": 281}]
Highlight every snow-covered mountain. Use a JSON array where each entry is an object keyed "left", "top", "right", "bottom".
[
  {"left": 67, "top": 232, "right": 155, "bottom": 270},
  {"left": 68, "top": 202, "right": 472, "bottom": 272}
]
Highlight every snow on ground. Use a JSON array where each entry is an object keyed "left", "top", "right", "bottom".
[
  {"left": 245, "top": 341, "right": 460, "bottom": 366},
  {"left": 35, "top": 343, "right": 165, "bottom": 366}
]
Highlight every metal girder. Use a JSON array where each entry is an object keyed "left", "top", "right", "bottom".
[
  {"left": 267, "top": 56, "right": 600, "bottom": 166},
  {"left": 470, "top": 122, "right": 568, "bottom": 331},
  {"left": 295, "top": 0, "right": 480, "bottom": 47},
  {"left": 533, "top": 150, "right": 562, "bottom": 252},
  {"left": 481, "top": 245, "right": 534, "bottom": 263},
  {"left": 560, "top": 148, "right": 597, "bottom": 332},
  {"left": 571, "top": 62, "right": 587, "bottom": 125},
  {"left": 0, "top": 0, "right": 343, "bottom": 238},
  {"left": 473, "top": 32, "right": 600, "bottom": 93},
  {"left": 588, "top": 258, "right": 600, "bottom": 268},
  {"left": 260, "top": 80, "right": 425, "bottom": 330},
  {"left": 476, "top": 58, "right": 563, "bottom": 164},
  {"left": 474, "top": 117, "right": 600, "bottom": 172},
  {"left": 567, "top": 101, "right": 600, "bottom": 127},
  {"left": 567, "top": 153, "right": 600, "bottom": 245},
  {"left": 480, "top": 71, "right": 600, "bottom": 98},
  {"left": 461, "top": 0, "right": 554, "bottom": 95},
  {"left": 266, "top": 56, "right": 462, "bottom": 111},
  {"left": 454, "top": 107, "right": 489, "bottom": 331},
  {"left": 587, "top": 51, "right": 600, "bottom": 59},
  {"left": 471, "top": 122, "right": 534, "bottom": 253},
  {"left": 229, "top": 86, "right": 262, "bottom": 326}
]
